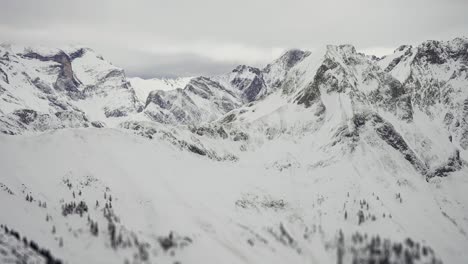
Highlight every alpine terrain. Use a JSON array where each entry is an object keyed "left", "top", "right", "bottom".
[{"left": 0, "top": 38, "right": 468, "bottom": 264}]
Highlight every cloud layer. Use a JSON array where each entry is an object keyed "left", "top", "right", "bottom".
[{"left": 1, "top": 0, "right": 467, "bottom": 77}]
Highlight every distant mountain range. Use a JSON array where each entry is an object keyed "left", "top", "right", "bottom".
[{"left": 0, "top": 38, "right": 467, "bottom": 264}]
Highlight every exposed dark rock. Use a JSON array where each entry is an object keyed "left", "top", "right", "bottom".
[
  {"left": 430, "top": 150, "right": 464, "bottom": 178},
  {"left": 187, "top": 144, "right": 206, "bottom": 156},
  {"left": 91, "top": 121, "right": 105, "bottom": 128},
  {"left": 47, "top": 96, "right": 70, "bottom": 111},
  {"left": 384, "top": 46, "right": 413, "bottom": 72},
  {"left": 230, "top": 130, "right": 249, "bottom": 141},
  {"left": 352, "top": 113, "right": 427, "bottom": 175},
  {"left": 104, "top": 108, "right": 128, "bottom": 118},
  {"left": 22, "top": 51, "right": 83, "bottom": 99},
  {"left": 415, "top": 40, "right": 448, "bottom": 65},
  {"left": 190, "top": 125, "right": 229, "bottom": 139},
  {"left": 231, "top": 65, "right": 267, "bottom": 102},
  {"left": 280, "top": 49, "right": 311, "bottom": 69},
  {"left": 294, "top": 58, "right": 338, "bottom": 107},
  {"left": 373, "top": 116, "right": 427, "bottom": 174},
  {"left": 0, "top": 67, "right": 8, "bottom": 84},
  {"left": 238, "top": 74, "right": 265, "bottom": 102},
  {"left": 103, "top": 69, "right": 125, "bottom": 80},
  {"left": 443, "top": 112, "right": 454, "bottom": 126},
  {"left": 145, "top": 90, "right": 169, "bottom": 109},
  {"left": 55, "top": 110, "right": 89, "bottom": 123},
  {"left": 12, "top": 109, "right": 38, "bottom": 125},
  {"left": 68, "top": 48, "right": 86, "bottom": 60}
]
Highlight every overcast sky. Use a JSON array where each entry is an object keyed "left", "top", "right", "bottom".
[{"left": 1, "top": 0, "right": 467, "bottom": 78}]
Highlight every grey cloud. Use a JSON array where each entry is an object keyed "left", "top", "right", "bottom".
[
  {"left": 1, "top": 0, "right": 467, "bottom": 77},
  {"left": 113, "top": 51, "right": 240, "bottom": 79}
]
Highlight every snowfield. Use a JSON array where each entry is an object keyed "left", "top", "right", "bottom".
[
  {"left": 1, "top": 38, "right": 468, "bottom": 264},
  {"left": 0, "top": 127, "right": 467, "bottom": 264}
]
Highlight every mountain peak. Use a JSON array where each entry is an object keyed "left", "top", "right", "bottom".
[{"left": 275, "top": 49, "right": 311, "bottom": 68}]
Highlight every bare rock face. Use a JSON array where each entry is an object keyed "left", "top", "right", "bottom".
[
  {"left": 230, "top": 65, "right": 266, "bottom": 102},
  {"left": 22, "top": 50, "right": 83, "bottom": 99}
]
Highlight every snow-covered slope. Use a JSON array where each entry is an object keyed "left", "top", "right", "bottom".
[
  {"left": 1, "top": 38, "right": 468, "bottom": 264},
  {"left": 129, "top": 76, "right": 193, "bottom": 102}
]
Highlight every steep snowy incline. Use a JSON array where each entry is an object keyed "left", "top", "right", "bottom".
[{"left": 1, "top": 128, "right": 466, "bottom": 264}]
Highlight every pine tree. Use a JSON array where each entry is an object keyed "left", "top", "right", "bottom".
[
  {"left": 95, "top": 223, "right": 98, "bottom": 235},
  {"left": 337, "top": 230, "right": 344, "bottom": 264},
  {"left": 357, "top": 210, "right": 365, "bottom": 225}
]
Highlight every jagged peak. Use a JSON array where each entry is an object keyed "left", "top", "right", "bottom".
[
  {"left": 232, "top": 64, "right": 261, "bottom": 75},
  {"left": 417, "top": 37, "right": 468, "bottom": 54},
  {"left": 274, "top": 49, "right": 311, "bottom": 68},
  {"left": 418, "top": 39, "right": 446, "bottom": 52},
  {"left": 394, "top": 44, "right": 413, "bottom": 53},
  {"left": 326, "top": 44, "right": 357, "bottom": 55}
]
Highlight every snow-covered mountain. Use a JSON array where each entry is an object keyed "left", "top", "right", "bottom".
[
  {"left": 0, "top": 44, "right": 143, "bottom": 134},
  {"left": 142, "top": 50, "right": 311, "bottom": 126},
  {"left": 0, "top": 38, "right": 468, "bottom": 264}
]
